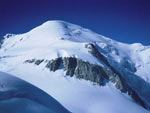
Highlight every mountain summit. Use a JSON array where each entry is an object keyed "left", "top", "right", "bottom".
[{"left": 0, "top": 20, "right": 150, "bottom": 113}]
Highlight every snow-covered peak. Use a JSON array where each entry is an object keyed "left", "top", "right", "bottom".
[
  {"left": 0, "top": 20, "right": 150, "bottom": 113},
  {"left": 27, "top": 20, "right": 110, "bottom": 43},
  {"left": 28, "top": 20, "right": 73, "bottom": 41},
  {"left": 130, "top": 43, "right": 150, "bottom": 52},
  {"left": 0, "top": 20, "right": 150, "bottom": 82},
  {"left": 23, "top": 20, "right": 115, "bottom": 43},
  {"left": 0, "top": 20, "right": 117, "bottom": 50},
  {"left": 0, "top": 20, "right": 114, "bottom": 65}
]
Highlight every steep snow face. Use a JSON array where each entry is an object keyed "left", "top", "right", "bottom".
[
  {"left": 0, "top": 72, "right": 70, "bottom": 113},
  {"left": 130, "top": 43, "right": 150, "bottom": 81},
  {"left": 97, "top": 40, "right": 150, "bottom": 82},
  {"left": 0, "top": 20, "right": 150, "bottom": 113}
]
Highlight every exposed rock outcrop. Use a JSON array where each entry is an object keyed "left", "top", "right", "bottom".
[
  {"left": 46, "top": 58, "right": 63, "bottom": 71},
  {"left": 45, "top": 57, "right": 109, "bottom": 86}
]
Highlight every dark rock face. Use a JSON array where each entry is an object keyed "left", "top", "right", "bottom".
[
  {"left": 35, "top": 59, "right": 44, "bottom": 65},
  {"left": 46, "top": 57, "right": 109, "bottom": 86},
  {"left": 74, "top": 60, "right": 107, "bottom": 85},
  {"left": 44, "top": 57, "right": 130, "bottom": 94},
  {"left": 85, "top": 43, "right": 128, "bottom": 91},
  {"left": 0, "top": 39, "right": 4, "bottom": 49},
  {"left": 85, "top": 43, "right": 110, "bottom": 66},
  {"left": 24, "top": 59, "right": 44, "bottom": 65},
  {"left": 0, "top": 41, "right": 2, "bottom": 48},
  {"left": 63, "top": 57, "right": 77, "bottom": 77},
  {"left": 24, "top": 59, "right": 36, "bottom": 63},
  {"left": 46, "top": 58, "right": 63, "bottom": 71}
]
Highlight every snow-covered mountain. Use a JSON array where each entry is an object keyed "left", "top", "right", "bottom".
[
  {"left": 0, "top": 71, "right": 70, "bottom": 113},
  {"left": 0, "top": 20, "right": 150, "bottom": 113}
]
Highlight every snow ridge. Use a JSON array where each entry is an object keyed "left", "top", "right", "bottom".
[{"left": 0, "top": 71, "right": 70, "bottom": 113}]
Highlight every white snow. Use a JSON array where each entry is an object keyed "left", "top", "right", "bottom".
[
  {"left": 0, "top": 71, "right": 70, "bottom": 113},
  {"left": 97, "top": 40, "right": 150, "bottom": 82},
  {"left": 1, "top": 63, "right": 149, "bottom": 113},
  {"left": 0, "top": 20, "right": 150, "bottom": 113}
]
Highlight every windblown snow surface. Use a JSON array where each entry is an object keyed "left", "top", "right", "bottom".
[
  {"left": 0, "top": 20, "right": 150, "bottom": 113},
  {"left": 0, "top": 71, "right": 70, "bottom": 113}
]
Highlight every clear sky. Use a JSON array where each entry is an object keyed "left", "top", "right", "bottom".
[{"left": 0, "top": 0, "right": 150, "bottom": 45}]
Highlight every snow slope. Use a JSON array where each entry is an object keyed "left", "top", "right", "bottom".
[
  {"left": 0, "top": 71, "right": 70, "bottom": 113},
  {"left": 1, "top": 64, "right": 149, "bottom": 113},
  {"left": 0, "top": 20, "right": 150, "bottom": 113}
]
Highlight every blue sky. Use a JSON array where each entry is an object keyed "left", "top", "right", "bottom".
[{"left": 0, "top": 0, "right": 150, "bottom": 45}]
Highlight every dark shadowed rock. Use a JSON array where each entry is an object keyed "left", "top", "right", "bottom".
[
  {"left": 46, "top": 58, "right": 63, "bottom": 71},
  {"left": 63, "top": 57, "right": 77, "bottom": 77},
  {"left": 35, "top": 59, "right": 44, "bottom": 65},
  {"left": 24, "top": 59, "right": 36, "bottom": 63}
]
